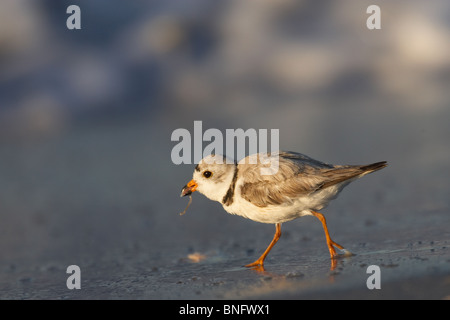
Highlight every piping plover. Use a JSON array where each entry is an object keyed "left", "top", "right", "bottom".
[{"left": 180, "top": 151, "right": 387, "bottom": 270}]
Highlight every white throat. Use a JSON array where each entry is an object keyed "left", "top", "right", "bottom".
[{"left": 199, "top": 166, "right": 237, "bottom": 204}]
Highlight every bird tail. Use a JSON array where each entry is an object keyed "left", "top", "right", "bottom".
[
  {"left": 320, "top": 161, "right": 387, "bottom": 189},
  {"left": 359, "top": 161, "right": 388, "bottom": 174}
]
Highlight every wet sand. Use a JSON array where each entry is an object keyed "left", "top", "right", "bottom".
[{"left": 0, "top": 113, "right": 449, "bottom": 300}]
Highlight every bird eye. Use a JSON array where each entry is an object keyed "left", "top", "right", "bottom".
[{"left": 203, "top": 171, "right": 212, "bottom": 178}]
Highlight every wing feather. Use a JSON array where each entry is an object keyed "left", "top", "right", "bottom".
[{"left": 238, "top": 152, "right": 386, "bottom": 208}]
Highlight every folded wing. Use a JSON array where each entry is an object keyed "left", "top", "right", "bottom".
[{"left": 239, "top": 152, "right": 386, "bottom": 208}]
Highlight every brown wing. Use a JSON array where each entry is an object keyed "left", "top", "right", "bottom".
[{"left": 239, "top": 152, "right": 386, "bottom": 208}]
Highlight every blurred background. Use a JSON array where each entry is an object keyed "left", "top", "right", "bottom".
[{"left": 0, "top": 0, "right": 449, "bottom": 299}]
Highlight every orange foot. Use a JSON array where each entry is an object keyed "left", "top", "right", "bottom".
[
  {"left": 244, "top": 260, "right": 264, "bottom": 268},
  {"left": 244, "top": 223, "right": 281, "bottom": 272},
  {"left": 244, "top": 262, "right": 265, "bottom": 273},
  {"left": 328, "top": 239, "right": 345, "bottom": 258}
]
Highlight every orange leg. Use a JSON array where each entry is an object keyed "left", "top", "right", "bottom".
[
  {"left": 245, "top": 223, "right": 281, "bottom": 270},
  {"left": 311, "top": 211, "right": 345, "bottom": 259}
]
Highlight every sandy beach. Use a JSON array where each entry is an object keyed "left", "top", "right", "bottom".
[{"left": 0, "top": 113, "right": 449, "bottom": 300}]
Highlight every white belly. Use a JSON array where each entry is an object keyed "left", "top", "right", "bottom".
[{"left": 223, "top": 184, "right": 344, "bottom": 224}]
